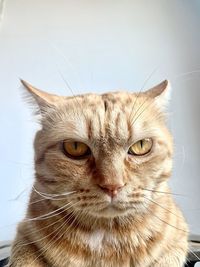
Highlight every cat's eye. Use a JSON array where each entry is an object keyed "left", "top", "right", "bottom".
[
  {"left": 128, "top": 138, "right": 153, "bottom": 156},
  {"left": 63, "top": 141, "right": 91, "bottom": 159}
]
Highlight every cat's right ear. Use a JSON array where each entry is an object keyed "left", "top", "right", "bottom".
[
  {"left": 145, "top": 80, "right": 171, "bottom": 112},
  {"left": 20, "top": 79, "right": 59, "bottom": 112}
]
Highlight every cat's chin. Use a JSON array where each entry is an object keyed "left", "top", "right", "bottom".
[{"left": 92, "top": 205, "right": 132, "bottom": 218}]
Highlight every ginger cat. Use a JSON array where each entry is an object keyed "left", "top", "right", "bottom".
[{"left": 9, "top": 80, "right": 188, "bottom": 267}]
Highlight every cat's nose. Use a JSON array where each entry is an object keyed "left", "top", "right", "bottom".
[{"left": 99, "top": 183, "right": 125, "bottom": 197}]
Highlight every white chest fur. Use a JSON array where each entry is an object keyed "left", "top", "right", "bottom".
[{"left": 81, "top": 230, "right": 118, "bottom": 252}]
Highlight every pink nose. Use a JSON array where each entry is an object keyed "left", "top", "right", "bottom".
[{"left": 99, "top": 184, "right": 124, "bottom": 197}]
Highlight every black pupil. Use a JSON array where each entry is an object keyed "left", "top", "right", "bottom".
[
  {"left": 74, "top": 142, "right": 78, "bottom": 150},
  {"left": 140, "top": 140, "right": 143, "bottom": 148}
]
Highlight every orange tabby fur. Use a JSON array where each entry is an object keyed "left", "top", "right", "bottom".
[{"left": 9, "top": 80, "right": 188, "bottom": 267}]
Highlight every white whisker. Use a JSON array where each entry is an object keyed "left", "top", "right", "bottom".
[
  {"left": 143, "top": 195, "right": 183, "bottom": 218},
  {"left": 27, "top": 211, "right": 78, "bottom": 266},
  {"left": 188, "top": 247, "right": 200, "bottom": 261},
  {"left": 24, "top": 202, "right": 73, "bottom": 222},
  {"left": 142, "top": 204, "right": 189, "bottom": 233},
  {"left": 32, "top": 185, "right": 76, "bottom": 198}
]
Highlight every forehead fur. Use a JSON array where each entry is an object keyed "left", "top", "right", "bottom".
[
  {"left": 21, "top": 79, "right": 171, "bottom": 151},
  {"left": 35, "top": 91, "right": 169, "bottom": 147}
]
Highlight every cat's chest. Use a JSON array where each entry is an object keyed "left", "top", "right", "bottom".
[
  {"left": 81, "top": 229, "right": 118, "bottom": 251},
  {"left": 82, "top": 229, "right": 105, "bottom": 251},
  {"left": 80, "top": 229, "right": 144, "bottom": 253},
  {"left": 47, "top": 229, "right": 148, "bottom": 267}
]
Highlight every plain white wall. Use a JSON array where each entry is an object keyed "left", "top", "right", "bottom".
[{"left": 0, "top": 0, "right": 200, "bottom": 241}]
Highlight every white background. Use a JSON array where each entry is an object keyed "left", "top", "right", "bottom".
[{"left": 0, "top": 0, "right": 200, "bottom": 246}]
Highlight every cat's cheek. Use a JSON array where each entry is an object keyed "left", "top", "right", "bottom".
[
  {"left": 125, "top": 155, "right": 150, "bottom": 171},
  {"left": 60, "top": 155, "right": 90, "bottom": 166}
]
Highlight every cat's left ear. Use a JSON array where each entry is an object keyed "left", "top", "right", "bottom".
[
  {"left": 20, "top": 79, "right": 59, "bottom": 110},
  {"left": 145, "top": 80, "right": 171, "bottom": 111}
]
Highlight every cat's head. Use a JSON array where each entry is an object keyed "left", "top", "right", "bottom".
[{"left": 22, "top": 80, "right": 173, "bottom": 219}]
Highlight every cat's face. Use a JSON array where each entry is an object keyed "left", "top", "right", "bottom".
[{"left": 23, "top": 80, "right": 173, "bottom": 219}]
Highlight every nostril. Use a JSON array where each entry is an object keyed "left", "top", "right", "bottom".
[{"left": 98, "top": 184, "right": 125, "bottom": 197}]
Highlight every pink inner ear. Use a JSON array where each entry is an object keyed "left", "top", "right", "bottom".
[
  {"left": 145, "top": 80, "right": 169, "bottom": 98},
  {"left": 21, "top": 79, "right": 59, "bottom": 106},
  {"left": 144, "top": 80, "right": 171, "bottom": 112}
]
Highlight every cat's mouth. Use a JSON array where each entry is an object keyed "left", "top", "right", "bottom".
[{"left": 94, "top": 202, "right": 135, "bottom": 217}]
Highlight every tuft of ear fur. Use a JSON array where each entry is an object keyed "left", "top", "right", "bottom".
[
  {"left": 145, "top": 80, "right": 171, "bottom": 111},
  {"left": 20, "top": 79, "right": 59, "bottom": 114},
  {"left": 20, "top": 79, "right": 59, "bottom": 106}
]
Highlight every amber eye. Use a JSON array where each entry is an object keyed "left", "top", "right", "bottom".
[
  {"left": 128, "top": 138, "right": 153, "bottom": 156},
  {"left": 63, "top": 141, "right": 91, "bottom": 159}
]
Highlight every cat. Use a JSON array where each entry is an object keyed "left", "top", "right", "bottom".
[{"left": 9, "top": 79, "right": 188, "bottom": 267}]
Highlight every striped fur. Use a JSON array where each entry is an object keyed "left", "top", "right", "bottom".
[{"left": 9, "top": 80, "right": 188, "bottom": 267}]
